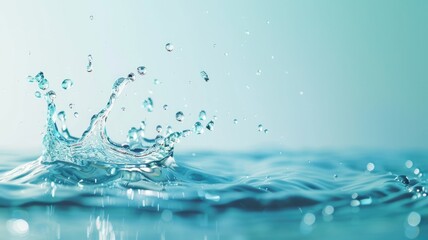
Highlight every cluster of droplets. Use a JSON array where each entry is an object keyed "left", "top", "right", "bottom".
[
  {"left": 27, "top": 72, "right": 57, "bottom": 103},
  {"left": 395, "top": 160, "right": 427, "bottom": 199}
]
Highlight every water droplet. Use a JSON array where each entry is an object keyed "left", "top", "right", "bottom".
[
  {"left": 163, "top": 104, "right": 168, "bottom": 110},
  {"left": 366, "top": 162, "right": 375, "bottom": 172},
  {"left": 86, "top": 61, "right": 93, "bottom": 72},
  {"left": 35, "top": 72, "right": 44, "bottom": 82},
  {"left": 38, "top": 78, "right": 49, "bottom": 90},
  {"left": 45, "top": 90, "right": 56, "bottom": 102},
  {"left": 121, "top": 107, "right": 126, "bottom": 111},
  {"left": 396, "top": 175, "right": 410, "bottom": 185},
  {"left": 245, "top": 31, "right": 250, "bottom": 35},
  {"left": 69, "top": 103, "right": 74, "bottom": 109},
  {"left": 193, "top": 122, "right": 204, "bottom": 134},
  {"left": 206, "top": 121, "right": 214, "bottom": 131},
  {"left": 154, "top": 79, "right": 160, "bottom": 85},
  {"left": 127, "top": 73, "right": 136, "bottom": 81},
  {"left": 200, "top": 71, "right": 209, "bottom": 82},
  {"left": 233, "top": 119, "right": 238, "bottom": 124},
  {"left": 137, "top": 66, "right": 147, "bottom": 75},
  {"left": 199, "top": 110, "right": 207, "bottom": 121},
  {"left": 74, "top": 112, "right": 79, "bottom": 118},
  {"left": 34, "top": 91, "right": 42, "bottom": 98},
  {"left": 224, "top": 52, "right": 229, "bottom": 56},
  {"left": 156, "top": 125, "right": 163, "bottom": 133},
  {"left": 165, "top": 43, "right": 174, "bottom": 52},
  {"left": 86, "top": 55, "right": 93, "bottom": 72},
  {"left": 256, "top": 69, "right": 262, "bottom": 76},
  {"left": 89, "top": 15, "right": 94, "bottom": 20},
  {"left": 61, "top": 79, "right": 73, "bottom": 90},
  {"left": 142, "top": 97, "right": 154, "bottom": 112},
  {"left": 213, "top": 115, "right": 218, "bottom": 120},
  {"left": 258, "top": 124, "right": 263, "bottom": 132},
  {"left": 300, "top": 91, "right": 304, "bottom": 95},
  {"left": 176, "top": 111, "right": 184, "bottom": 122},
  {"left": 264, "top": 129, "right": 269, "bottom": 134}
]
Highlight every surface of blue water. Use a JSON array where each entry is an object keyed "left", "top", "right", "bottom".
[{"left": 0, "top": 150, "right": 427, "bottom": 239}]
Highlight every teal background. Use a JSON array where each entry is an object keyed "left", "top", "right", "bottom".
[{"left": 0, "top": 1, "right": 427, "bottom": 152}]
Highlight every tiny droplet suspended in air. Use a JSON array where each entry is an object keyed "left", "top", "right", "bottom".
[
  {"left": 200, "top": 71, "right": 209, "bottom": 82},
  {"left": 137, "top": 66, "right": 147, "bottom": 75},
  {"left": 199, "top": 110, "right": 207, "bottom": 121},
  {"left": 165, "top": 43, "right": 174, "bottom": 52},
  {"left": 176, "top": 111, "right": 184, "bottom": 122},
  {"left": 61, "top": 79, "right": 74, "bottom": 90}
]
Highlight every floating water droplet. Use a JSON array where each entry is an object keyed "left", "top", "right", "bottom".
[
  {"left": 137, "top": 66, "right": 147, "bottom": 75},
  {"left": 224, "top": 52, "right": 229, "bottom": 56},
  {"left": 200, "top": 71, "right": 209, "bottom": 82},
  {"left": 74, "top": 112, "right": 79, "bottom": 118},
  {"left": 245, "top": 31, "right": 250, "bottom": 35},
  {"left": 45, "top": 90, "right": 56, "bottom": 103},
  {"left": 34, "top": 91, "right": 42, "bottom": 98},
  {"left": 199, "top": 110, "right": 207, "bottom": 121},
  {"left": 213, "top": 115, "right": 218, "bottom": 120},
  {"left": 89, "top": 15, "right": 94, "bottom": 20},
  {"left": 206, "top": 121, "right": 214, "bottom": 131},
  {"left": 193, "top": 122, "right": 204, "bottom": 135},
  {"left": 406, "top": 160, "right": 413, "bottom": 168},
  {"left": 258, "top": 124, "right": 263, "bottom": 132},
  {"left": 121, "top": 107, "right": 126, "bottom": 111},
  {"left": 256, "top": 69, "right": 262, "bottom": 76},
  {"left": 87, "top": 55, "right": 93, "bottom": 72},
  {"left": 69, "top": 103, "right": 74, "bottom": 109},
  {"left": 264, "top": 129, "right": 269, "bottom": 134},
  {"left": 156, "top": 125, "right": 163, "bottom": 133},
  {"left": 233, "top": 119, "right": 238, "bottom": 124},
  {"left": 35, "top": 72, "right": 44, "bottom": 82},
  {"left": 61, "top": 79, "right": 73, "bottom": 90},
  {"left": 86, "top": 61, "right": 93, "bottom": 72},
  {"left": 142, "top": 97, "right": 154, "bottom": 112},
  {"left": 163, "top": 104, "right": 168, "bottom": 110},
  {"left": 165, "top": 43, "right": 174, "bottom": 52},
  {"left": 38, "top": 78, "right": 49, "bottom": 90},
  {"left": 127, "top": 73, "right": 136, "bottom": 81},
  {"left": 154, "top": 79, "right": 160, "bottom": 85},
  {"left": 176, "top": 111, "right": 184, "bottom": 122}
]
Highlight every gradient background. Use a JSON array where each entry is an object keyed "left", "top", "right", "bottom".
[{"left": 0, "top": 1, "right": 427, "bottom": 153}]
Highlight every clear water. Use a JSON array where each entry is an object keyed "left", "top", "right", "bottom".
[{"left": 0, "top": 73, "right": 427, "bottom": 240}]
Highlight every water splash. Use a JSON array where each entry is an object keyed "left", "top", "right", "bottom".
[{"left": 9, "top": 71, "right": 210, "bottom": 185}]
